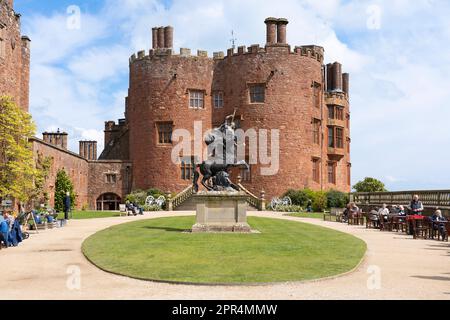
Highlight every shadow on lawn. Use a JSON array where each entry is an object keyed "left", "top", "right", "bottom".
[{"left": 142, "top": 226, "right": 186, "bottom": 233}]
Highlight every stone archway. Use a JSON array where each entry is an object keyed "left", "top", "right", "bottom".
[{"left": 96, "top": 193, "right": 121, "bottom": 211}]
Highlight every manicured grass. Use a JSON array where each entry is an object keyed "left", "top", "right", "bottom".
[
  {"left": 82, "top": 216, "right": 366, "bottom": 284},
  {"left": 287, "top": 212, "right": 325, "bottom": 219},
  {"left": 57, "top": 211, "right": 121, "bottom": 220}
]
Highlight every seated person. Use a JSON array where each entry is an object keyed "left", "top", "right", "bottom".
[
  {"left": 347, "top": 202, "right": 360, "bottom": 220},
  {"left": 1, "top": 212, "right": 10, "bottom": 247},
  {"left": 378, "top": 204, "right": 390, "bottom": 222},
  {"left": 369, "top": 208, "right": 380, "bottom": 227},
  {"left": 397, "top": 205, "right": 406, "bottom": 216},
  {"left": 32, "top": 211, "right": 42, "bottom": 224},
  {"left": 431, "top": 210, "right": 447, "bottom": 239},
  {"left": 132, "top": 203, "right": 144, "bottom": 215},
  {"left": 342, "top": 204, "right": 350, "bottom": 222}
]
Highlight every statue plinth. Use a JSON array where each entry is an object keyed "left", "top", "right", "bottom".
[{"left": 191, "top": 191, "right": 251, "bottom": 233}]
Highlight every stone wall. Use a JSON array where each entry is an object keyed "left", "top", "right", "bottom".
[
  {"left": 31, "top": 138, "right": 132, "bottom": 210},
  {"left": 87, "top": 160, "right": 132, "bottom": 209},
  {"left": 0, "top": 0, "right": 30, "bottom": 111},
  {"left": 31, "top": 138, "right": 89, "bottom": 210}
]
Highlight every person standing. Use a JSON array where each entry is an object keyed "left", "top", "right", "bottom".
[
  {"left": 64, "top": 192, "right": 71, "bottom": 220},
  {"left": 410, "top": 195, "right": 424, "bottom": 215},
  {"left": 408, "top": 195, "right": 424, "bottom": 236}
]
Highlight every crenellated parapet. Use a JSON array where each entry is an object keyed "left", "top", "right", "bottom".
[{"left": 129, "top": 47, "right": 214, "bottom": 64}]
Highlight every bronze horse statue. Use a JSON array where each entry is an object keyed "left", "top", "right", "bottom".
[
  {"left": 193, "top": 160, "right": 249, "bottom": 192},
  {"left": 192, "top": 110, "right": 249, "bottom": 192}
]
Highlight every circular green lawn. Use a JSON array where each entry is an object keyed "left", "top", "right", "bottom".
[{"left": 82, "top": 216, "right": 366, "bottom": 284}]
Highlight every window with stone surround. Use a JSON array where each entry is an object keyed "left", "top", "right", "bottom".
[
  {"left": 180, "top": 156, "right": 195, "bottom": 180},
  {"left": 213, "top": 91, "right": 224, "bottom": 108},
  {"left": 249, "top": 84, "right": 265, "bottom": 103},
  {"left": 0, "top": 25, "right": 5, "bottom": 59},
  {"left": 189, "top": 90, "right": 205, "bottom": 109},
  {"left": 327, "top": 162, "right": 336, "bottom": 184},
  {"left": 313, "top": 82, "right": 322, "bottom": 109},
  {"left": 313, "top": 119, "right": 321, "bottom": 145},
  {"left": 156, "top": 122, "right": 173, "bottom": 144},
  {"left": 327, "top": 105, "right": 344, "bottom": 120},
  {"left": 328, "top": 126, "right": 344, "bottom": 149},
  {"left": 328, "top": 126, "right": 334, "bottom": 148},
  {"left": 336, "top": 127, "right": 344, "bottom": 149},
  {"left": 346, "top": 137, "right": 351, "bottom": 153},
  {"left": 347, "top": 163, "right": 352, "bottom": 186},
  {"left": 106, "top": 173, "right": 117, "bottom": 184},
  {"left": 312, "top": 158, "right": 321, "bottom": 183}
]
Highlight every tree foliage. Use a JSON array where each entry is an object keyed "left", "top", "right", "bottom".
[
  {"left": 327, "top": 190, "right": 350, "bottom": 208},
  {"left": 0, "top": 96, "right": 37, "bottom": 204},
  {"left": 353, "top": 177, "right": 387, "bottom": 193},
  {"left": 54, "top": 169, "right": 76, "bottom": 212}
]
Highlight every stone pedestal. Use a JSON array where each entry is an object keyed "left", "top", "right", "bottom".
[{"left": 191, "top": 192, "right": 251, "bottom": 233}]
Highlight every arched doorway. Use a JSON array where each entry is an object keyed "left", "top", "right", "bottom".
[{"left": 96, "top": 193, "right": 121, "bottom": 211}]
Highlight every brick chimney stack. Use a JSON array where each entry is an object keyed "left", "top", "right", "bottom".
[
  {"left": 157, "top": 27, "right": 165, "bottom": 48},
  {"left": 265, "top": 17, "right": 278, "bottom": 45},
  {"left": 342, "top": 73, "right": 350, "bottom": 95},
  {"left": 277, "top": 18, "right": 289, "bottom": 44},
  {"left": 164, "top": 26, "right": 174, "bottom": 49},
  {"left": 79, "top": 141, "right": 98, "bottom": 161},
  {"left": 42, "top": 129, "right": 68, "bottom": 150},
  {"left": 152, "top": 27, "right": 158, "bottom": 49}
]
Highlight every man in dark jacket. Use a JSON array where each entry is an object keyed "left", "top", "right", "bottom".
[{"left": 64, "top": 192, "right": 71, "bottom": 220}]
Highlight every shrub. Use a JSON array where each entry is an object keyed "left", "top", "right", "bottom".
[
  {"left": 283, "top": 189, "right": 309, "bottom": 207},
  {"left": 312, "top": 191, "right": 328, "bottom": 212},
  {"left": 275, "top": 205, "right": 304, "bottom": 213},
  {"left": 126, "top": 188, "right": 167, "bottom": 207},
  {"left": 125, "top": 190, "right": 147, "bottom": 206},
  {"left": 143, "top": 204, "right": 162, "bottom": 212},
  {"left": 327, "top": 190, "right": 349, "bottom": 209},
  {"left": 54, "top": 169, "right": 76, "bottom": 212}
]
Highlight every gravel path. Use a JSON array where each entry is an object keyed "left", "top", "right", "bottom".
[{"left": 0, "top": 211, "right": 449, "bottom": 300}]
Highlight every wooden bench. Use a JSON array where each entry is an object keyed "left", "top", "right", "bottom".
[{"left": 324, "top": 208, "right": 344, "bottom": 222}]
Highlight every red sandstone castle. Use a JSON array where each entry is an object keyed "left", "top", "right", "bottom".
[
  {"left": 1, "top": 0, "right": 351, "bottom": 210},
  {"left": 100, "top": 17, "right": 352, "bottom": 202}
]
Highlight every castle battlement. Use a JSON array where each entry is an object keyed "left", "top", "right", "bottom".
[{"left": 129, "top": 18, "right": 327, "bottom": 65}]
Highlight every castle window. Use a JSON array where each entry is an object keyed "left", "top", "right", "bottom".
[
  {"left": 347, "top": 163, "right": 352, "bottom": 186},
  {"left": 249, "top": 84, "right": 265, "bottom": 103},
  {"left": 328, "top": 127, "right": 334, "bottom": 148},
  {"left": 0, "top": 26, "right": 5, "bottom": 59},
  {"left": 312, "top": 158, "right": 321, "bottom": 183},
  {"left": 157, "top": 122, "right": 173, "bottom": 144},
  {"left": 313, "top": 82, "right": 322, "bottom": 109},
  {"left": 180, "top": 156, "right": 195, "bottom": 180},
  {"left": 336, "top": 127, "right": 344, "bottom": 149},
  {"left": 106, "top": 173, "right": 117, "bottom": 184},
  {"left": 328, "top": 126, "right": 344, "bottom": 149},
  {"left": 327, "top": 162, "right": 336, "bottom": 184},
  {"left": 346, "top": 137, "right": 351, "bottom": 153},
  {"left": 346, "top": 113, "right": 350, "bottom": 128},
  {"left": 189, "top": 90, "right": 205, "bottom": 109},
  {"left": 213, "top": 91, "right": 224, "bottom": 108},
  {"left": 313, "top": 119, "right": 321, "bottom": 145},
  {"left": 328, "top": 105, "right": 344, "bottom": 120}
]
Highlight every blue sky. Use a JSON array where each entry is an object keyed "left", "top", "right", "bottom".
[{"left": 14, "top": 0, "right": 450, "bottom": 191}]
